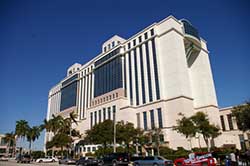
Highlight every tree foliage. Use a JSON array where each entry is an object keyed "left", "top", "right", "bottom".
[
  {"left": 27, "top": 126, "right": 41, "bottom": 152},
  {"left": 174, "top": 113, "right": 197, "bottom": 139},
  {"left": 174, "top": 112, "right": 221, "bottom": 151},
  {"left": 231, "top": 102, "right": 250, "bottom": 132},
  {"left": 85, "top": 120, "right": 114, "bottom": 148}
]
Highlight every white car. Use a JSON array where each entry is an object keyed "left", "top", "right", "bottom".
[{"left": 36, "top": 156, "right": 58, "bottom": 163}]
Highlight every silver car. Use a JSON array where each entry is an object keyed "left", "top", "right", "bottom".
[{"left": 133, "top": 156, "right": 173, "bottom": 166}]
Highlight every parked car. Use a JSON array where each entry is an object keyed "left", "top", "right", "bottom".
[
  {"left": 76, "top": 156, "right": 101, "bottom": 166},
  {"left": 0, "top": 156, "right": 8, "bottom": 161},
  {"left": 36, "top": 156, "right": 58, "bottom": 163},
  {"left": 59, "top": 157, "right": 76, "bottom": 165},
  {"left": 100, "top": 153, "right": 130, "bottom": 166},
  {"left": 174, "top": 152, "right": 216, "bottom": 166},
  {"left": 133, "top": 156, "right": 173, "bottom": 166},
  {"left": 16, "top": 154, "right": 31, "bottom": 163}
]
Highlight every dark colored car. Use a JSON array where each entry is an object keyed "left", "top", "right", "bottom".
[
  {"left": 59, "top": 157, "right": 76, "bottom": 165},
  {"left": 16, "top": 154, "right": 31, "bottom": 163},
  {"left": 133, "top": 156, "right": 173, "bottom": 166},
  {"left": 76, "top": 156, "right": 101, "bottom": 166},
  {"left": 100, "top": 153, "right": 130, "bottom": 166}
]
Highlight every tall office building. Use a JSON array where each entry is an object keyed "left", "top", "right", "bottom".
[{"left": 45, "top": 16, "right": 223, "bottom": 150}]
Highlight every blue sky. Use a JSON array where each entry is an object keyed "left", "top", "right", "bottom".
[{"left": 0, "top": 0, "right": 249, "bottom": 150}]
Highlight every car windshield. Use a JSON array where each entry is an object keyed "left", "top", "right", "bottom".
[{"left": 157, "top": 157, "right": 165, "bottom": 160}]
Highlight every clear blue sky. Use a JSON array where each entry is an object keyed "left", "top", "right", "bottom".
[{"left": 0, "top": 0, "right": 249, "bottom": 150}]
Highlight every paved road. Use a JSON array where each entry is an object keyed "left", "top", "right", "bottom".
[{"left": 0, "top": 159, "right": 70, "bottom": 166}]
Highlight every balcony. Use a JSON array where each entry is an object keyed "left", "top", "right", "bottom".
[{"left": 181, "top": 19, "right": 201, "bottom": 47}]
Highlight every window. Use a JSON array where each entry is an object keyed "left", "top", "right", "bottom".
[
  {"left": 145, "top": 42, "right": 153, "bottom": 102},
  {"left": 151, "top": 39, "right": 160, "bottom": 100},
  {"left": 128, "top": 52, "right": 133, "bottom": 105},
  {"left": 157, "top": 108, "right": 163, "bottom": 128},
  {"left": 104, "top": 46, "right": 107, "bottom": 52},
  {"left": 92, "top": 147, "right": 96, "bottom": 151},
  {"left": 144, "top": 32, "right": 148, "bottom": 40},
  {"left": 133, "top": 39, "right": 136, "bottom": 46},
  {"left": 143, "top": 112, "right": 148, "bottom": 130},
  {"left": 136, "top": 113, "right": 141, "bottom": 128},
  {"left": 139, "top": 46, "right": 146, "bottom": 104},
  {"left": 113, "top": 105, "right": 116, "bottom": 121},
  {"left": 103, "top": 108, "right": 106, "bottom": 121},
  {"left": 150, "top": 110, "right": 155, "bottom": 129},
  {"left": 90, "top": 113, "right": 93, "bottom": 128},
  {"left": 139, "top": 36, "right": 142, "bottom": 43},
  {"left": 150, "top": 29, "right": 154, "bottom": 36},
  {"left": 220, "top": 115, "right": 226, "bottom": 131},
  {"left": 94, "top": 56, "right": 123, "bottom": 97},
  {"left": 94, "top": 111, "right": 97, "bottom": 125},
  {"left": 87, "top": 147, "right": 91, "bottom": 152},
  {"left": 108, "top": 44, "right": 111, "bottom": 49},
  {"left": 116, "top": 93, "right": 118, "bottom": 98},
  {"left": 112, "top": 41, "right": 115, "bottom": 47},
  {"left": 159, "top": 134, "right": 164, "bottom": 142},
  {"left": 99, "top": 110, "right": 102, "bottom": 123},
  {"left": 108, "top": 107, "right": 111, "bottom": 120},
  {"left": 128, "top": 42, "right": 131, "bottom": 49},
  {"left": 227, "top": 114, "right": 234, "bottom": 130},
  {"left": 134, "top": 49, "right": 139, "bottom": 105}
]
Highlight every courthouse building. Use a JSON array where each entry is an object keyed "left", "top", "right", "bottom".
[{"left": 45, "top": 15, "right": 246, "bottom": 152}]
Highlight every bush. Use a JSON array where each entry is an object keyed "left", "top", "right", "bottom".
[{"left": 31, "top": 151, "right": 45, "bottom": 159}]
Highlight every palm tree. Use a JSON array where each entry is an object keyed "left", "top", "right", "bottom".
[
  {"left": 15, "top": 120, "right": 29, "bottom": 154},
  {"left": 4, "top": 132, "right": 16, "bottom": 157},
  {"left": 26, "top": 126, "right": 41, "bottom": 154}
]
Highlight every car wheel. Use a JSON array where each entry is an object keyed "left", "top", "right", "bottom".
[
  {"left": 39, "top": 160, "right": 42, "bottom": 163},
  {"left": 113, "top": 161, "right": 117, "bottom": 166},
  {"left": 153, "top": 163, "right": 158, "bottom": 166},
  {"left": 134, "top": 163, "right": 139, "bottom": 166},
  {"left": 52, "top": 159, "right": 55, "bottom": 162}
]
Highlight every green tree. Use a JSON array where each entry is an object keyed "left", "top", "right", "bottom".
[
  {"left": 231, "top": 102, "right": 250, "bottom": 132},
  {"left": 3, "top": 132, "right": 16, "bottom": 157},
  {"left": 173, "top": 113, "right": 197, "bottom": 150},
  {"left": 26, "top": 126, "right": 41, "bottom": 154},
  {"left": 190, "top": 112, "right": 221, "bottom": 151},
  {"left": 15, "top": 120, "right": 29, "bottom": 154},
  {"left": 116, "top": 121, "right": 140, "bottom": 153},
  {"left": 46, "top": 133, "right": 72, "bottom": 159},
  {"left": 85, "top": 120, "right": 114, "bottom": 148}
]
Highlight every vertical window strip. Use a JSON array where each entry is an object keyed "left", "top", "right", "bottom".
[
  {"left": 157, "top": 108, "right": 163, "bottom": 128},
  {"left": 124, "top": 56, "right": 127, "bottom": 97},
  {"left": 83, "top": 77, "right": 86, "bottom": 118},
  {"left": 150, "top": 110, "right": 155, "bottom": 129},
  {"left": 94, "top": 111, "right": 97, "bottom": 125},
  {"left": 145, "top": 42, "right": 153, "bottom": 102},
  {"left": 227, "top": 114, "right": 234, "bottom": 130},
  {"left": 220, "top": 115, "right": 226, "bottom": 131},
  {"left": 99, "top": 110, "right": 102, "bottom": 123},
  {"left": 134, "top": 49, "right": 139, "bottom": 105},
  {"left": 151, "top": 39, "right": 160, "bottom": 100},
  {"left": 90, "top": 112, "right": 93, "bottom": 128},
  {"left": 103, "top": 108, "right": 106, "bottom": 121},
  {"left": 128, "top": 52, "right": 133, "bottom": 105},
  {"left": 139, "top": 46, "right": 146, "bottom": 104},
  {"left": 108, "top": 107, "right": 111, "bottom": 120},
  {"left": 143, "top": 112, "right": 148, "bottom": 130},
  {"left": 86, "top": 75, "right": 89, "bottom": 108},
  {"left": 113, "top": 105, "right": 116, "bottom": 121}
]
